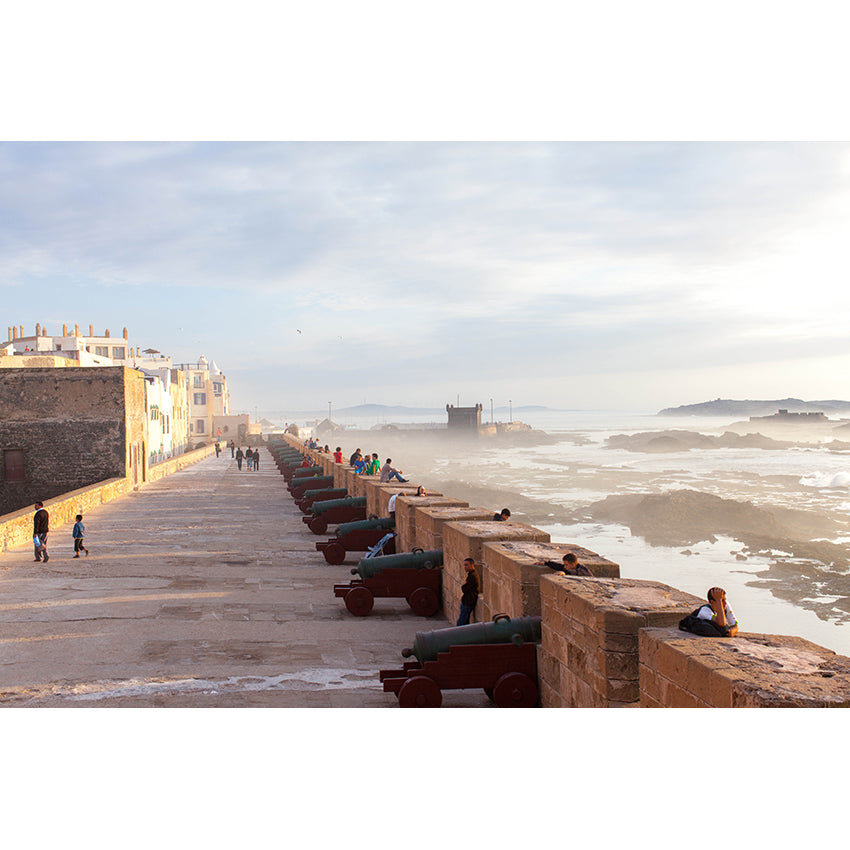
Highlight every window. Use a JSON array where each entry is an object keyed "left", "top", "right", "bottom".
[
  {"left": 3, "top": 449, "right": 25, "bottom": 482},
  {"left": 213, "top": 382, "right": 222, "bottom": 395},
  {"left": 193, "top": 393, "right": 206, "bottom": 405},
  {"left": 111, "top": 347, "right": 125, "bottom": 359},
  {"left": 196, "top": 419, "right": 205, "bottom": 433},
  {"left": 193, "top": 375, "right": 204, "bottom": 388},
  {"left": 95, "top": 346, "right": 109, "bottom": 356}
]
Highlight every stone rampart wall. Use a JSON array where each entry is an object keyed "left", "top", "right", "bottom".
[
  {"left": 0, "top": 443, "right": 216, "bottom": 553},
  {"left": 277, "top": 433, "right": 850, "bottom": 707}
]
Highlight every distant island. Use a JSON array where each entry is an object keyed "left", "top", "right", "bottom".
[{"left": 658, "top": 398, "right": 850, "bottom": 417}]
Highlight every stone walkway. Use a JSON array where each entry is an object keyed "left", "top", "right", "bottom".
[{"left": 0, "top": 448, "right": 490, "bottom": 707}]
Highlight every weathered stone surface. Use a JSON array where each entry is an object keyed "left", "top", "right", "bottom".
[
  {"left": 0, "top": 449, "right": 493, "bottom": 708},
  {"left": 394, "top": 495, "right": 468, "bottom": 551},
  {"left": 639, "top": 628, "right": 850, "bottom": 707},
  {"left": 0, "top": 367, "right": 148, "bottom": 514},
  {"left": 539, "top": 575, "right": 701, "bottom": 708}
]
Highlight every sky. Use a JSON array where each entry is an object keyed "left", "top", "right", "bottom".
[{"left": 3, "top": 5, "right": 850, "bottom": 419}]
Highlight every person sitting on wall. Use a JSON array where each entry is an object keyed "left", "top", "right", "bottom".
[
  {"left": 366, "top": 453, "right": 381, "bottom": 476},
  {"left": 349, "top": 448, "right": 362, "bottom": 466},
  {"left": 679, "top": 587, "right": 739, "bottom": 637},
  {"left": 536, "top": 551, "right": 594, "bottom": 577},
  {"left": 334, "top": 447, "right": 344, "bottom": 463},
  {"left": 353, "top": 454, "right": 367, "bottom": 474},
  {"left": 380, "top": 459, "right": 408, "bottom": 482},
  {"left": 415, "top": 485, "right": 428, "bottom": 496},
  {"left": 493, "top": 508, "right": 511, "bottom": 521}
]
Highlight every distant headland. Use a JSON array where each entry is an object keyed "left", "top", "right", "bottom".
[{"left": 658, "top": 398, "right": 850, "bottom": 417}]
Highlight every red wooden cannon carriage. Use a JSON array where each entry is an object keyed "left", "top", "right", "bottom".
[
  {"left": 316, "top": 518, "right": 396, "bottom": 565},
  {"left": 379, "top": 615, "right": 541, "bottom": 708},
  {"left": 333, "top": 549, "right": 442, "bottom": 616}
]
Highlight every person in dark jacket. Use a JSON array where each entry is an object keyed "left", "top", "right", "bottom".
[
  {"left": 235, "top": 447, "right": 244, "bottom": 470},
  {"left": 537, "top": 551, "right": 593, "bottom": 576},
  {"left": 33, "top": 501, "right": 50, "bottom": 562},
  {"left": 493, "top": 508, "right": 511, "bottom": 521},
  {"left": 457, "top": 557, "right": 479, "bottom": 626}
]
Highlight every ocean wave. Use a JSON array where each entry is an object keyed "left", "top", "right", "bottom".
[{"left": 799, "top": 471, "right": 850, "bottom": 488}]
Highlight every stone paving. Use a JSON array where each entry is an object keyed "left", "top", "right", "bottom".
[{"left": 0, "top": 448, "right": 491, "bottom": 707}]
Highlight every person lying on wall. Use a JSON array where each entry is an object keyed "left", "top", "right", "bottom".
[
  {"left": 536, "top": 552, "right": 594, "bottom": 577},
  {"left": 678, "top": 587, "right": 739, "bottom": 637}
]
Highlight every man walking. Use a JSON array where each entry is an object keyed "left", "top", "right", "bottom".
[{"left": 33, "top": 501, "right": 50, "bottom": 562}]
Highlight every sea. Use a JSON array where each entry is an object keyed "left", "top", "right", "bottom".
[{"left": 302, "top": 407, "right": 850, "bottom": 656}]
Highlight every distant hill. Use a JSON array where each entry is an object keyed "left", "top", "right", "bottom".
[{"left": 659, "top": 398, "right": 850, "bottom": 417}]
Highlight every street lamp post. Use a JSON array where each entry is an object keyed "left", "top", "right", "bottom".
[
  {"left": 509, "top": 399, "right": 512, "bottom": 423},
  {"left": 328, "top": 401, "right": 332, "bottom": 422},
  {"left": 490, "top": 398, "right": 494, "bottom": 423}
]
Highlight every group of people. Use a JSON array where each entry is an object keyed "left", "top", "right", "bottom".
[
  {"left": 232, "top": 445, "right": 260, "bottom": 471},
  {"left": 344, "top": 448, "right": 408, "bottom": 482}
]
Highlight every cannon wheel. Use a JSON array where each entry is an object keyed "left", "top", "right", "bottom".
[
  {"left": 407, "top": 586, "right": 439, "bottom": 617},
  {"left": 344, "top": 586, "right": 374, "bottom": 617},
  {"left": 484, "top": 687, "right": 495, "bottom": 702},
  {"left": 323, "top": 542, "right": 346, "bottom": 565},
  {"left": 492, "top": 672, "right": 538, "bottom": 708},
  {"left": 398, "top": 675, "right": 442, "bottom": 708},
  {"left": 308, "top": 516, "right": 328, "bottom": 535}
]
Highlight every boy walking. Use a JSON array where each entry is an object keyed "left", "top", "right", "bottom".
[{"left": 72, "top": 514, "right": 89, "bottom": 558}]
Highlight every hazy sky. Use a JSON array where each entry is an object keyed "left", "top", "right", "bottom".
[{"left": 3, "top": 141, "right": 850, "bottom": 414}]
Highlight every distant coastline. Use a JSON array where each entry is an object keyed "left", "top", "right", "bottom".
[{"left": 658, "top": 398, "right": 850, "bottom": 417}]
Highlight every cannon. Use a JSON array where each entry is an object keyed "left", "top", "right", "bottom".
[
  {"left": 302, "top": 496, "right": 367, "bottom": 534},
  {"left": 334, "top": 549, "right": 443, "bottom": 616},
  {"left": 276, "top": 456, "right": 310, "bottom": 476},
  {"left": 316, "top": 517, "right": 396, "bottom": 565},
  {"left": 289, "top": 475, "right": 335, "bottom": 500},
  {"left": 379, "top": 614, "right": 541, "bottom": 708},
  {"left": 295, "top": 487, "right": 349, "bottom": 513},
  {"left": 287, "top": 464, "right": 325, "bottom": 484}
]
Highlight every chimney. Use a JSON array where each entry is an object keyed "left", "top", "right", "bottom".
[
  {"left": 36, "top": 323, "right": 41, "bottom": 337},
  {"left": 7, "top": 327, "right": 11, "bottom": 342},
  {"left": 19, "top": 325, "right": 24, "bottom": 338},
  {"left": 74, "top": 323, "right": 79, "bottom": 337},
  {"left": 105, "top": 328, "right": 111, "bottom": 338},
  {"left": 89, "top": 324, "right": 93, "bottom": 336},
  {"left": 11, "top": 326, "right": 16, "bottom": 340},
  {"left": 123, "top": 327, "right": 128, "bottom": 339},
  {"left": 62, "top": 323, "right": 68, "bottom": 336}
]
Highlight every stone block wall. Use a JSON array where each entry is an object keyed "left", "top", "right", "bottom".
[
  {"left": 412, "top": 506, "right": 493, "bottom": 552},
  {"left": 0, "top": 366, "right": 148, "bottom": 514},
  {"left": 441, "top": 520, "right": 550, "bottom": 627},
  {"left": 372, "top": 483, "right": 427, "bottom": 519},
  {"left": 479, "top": 541, "right": 620, "bottom": 621},
  {"left": 538, "top": 576, "right": 701, "bottom": 708},
  {"left": 639, "top": 628, "right": 850, "bottom": 707},
  {"left": 394, "top": 495, "right": 468, "bottom": 551}
]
